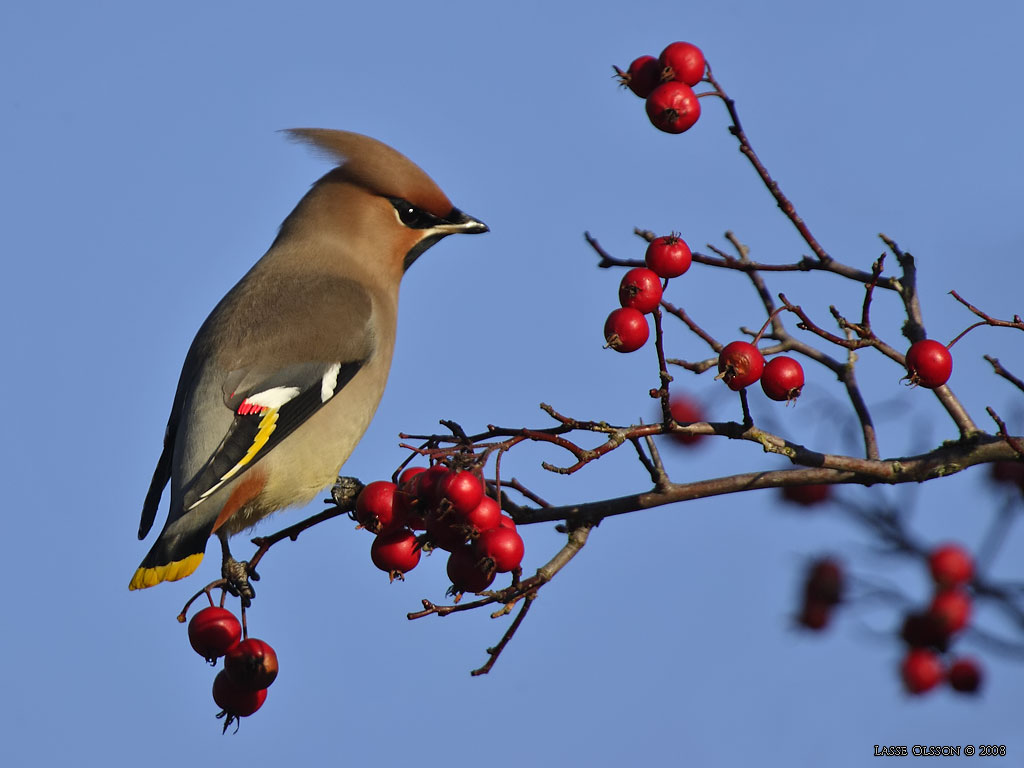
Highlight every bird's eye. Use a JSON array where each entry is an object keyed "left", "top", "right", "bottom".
[{"left": 389, "top": 197, "right": 440, "bottom": 229}]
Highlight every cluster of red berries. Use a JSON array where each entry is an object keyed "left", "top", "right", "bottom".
[
  {"left": 899, "top": 543, "right": 981, "bottom": 695},
  {"left": 354, "top": 465, "right": 525, "bottom": 595},
  {"left": 604, "top": 234, "right": 690, "bottom": 353},
  {"left": 904, "top": 339, "right": 953, "bottom": 389},
  {"left": 605, "top": 238, "right": 807, "bottom": 403},
  {"left": 797, "top": 557, "right": 843, "bottom": 630},
  {"left": 716, "top": 341, "right": 805, "bottom": 402},
  {"left": 187, "top": 606, "right": 278, "bottom": 730},
  {"left": 618, "top": 42, "right": 706, "bottom": 134}
]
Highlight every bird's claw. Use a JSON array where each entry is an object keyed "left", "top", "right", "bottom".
[{"left": 222, "top": 556, "right": 257, "bottom": 607}]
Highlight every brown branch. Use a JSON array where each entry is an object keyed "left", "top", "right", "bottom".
[
  {"left": 949, "top": 290, "right": 1024, "bottom": 332},
  {"left": 704, "top": 67, "right": 831, "bottom": 265},
  {"left": 512, "top": 434, "right": 1023, "bottom": 526},
  {"left": 985, "top": 355, "right": 1024, "bottom": 393}
]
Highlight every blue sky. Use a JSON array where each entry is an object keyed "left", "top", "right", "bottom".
[{"left": 2, "top": 2, "right": 1022, "bottom": 766}]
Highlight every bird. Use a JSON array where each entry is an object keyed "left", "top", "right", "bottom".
[{"left": 130, "top": 129, "right": 487, "bottom": 594}]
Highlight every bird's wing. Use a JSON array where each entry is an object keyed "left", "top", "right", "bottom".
[
  {"left": 139, "top": 270, "right": 378, "bottom": 537},
  {"left": 180, "top": 359, "right": 365, "bottom": 513}
]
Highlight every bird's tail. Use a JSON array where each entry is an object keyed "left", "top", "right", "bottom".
[{"left": 129, "top": 526, "right": 211, "bottom": 590}]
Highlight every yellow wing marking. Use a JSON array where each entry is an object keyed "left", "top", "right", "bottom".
[
  {"left": 188, "top": 408, "right": 279, "bottom": 511},
  {"left": 222, "top": 407, "right": 280, "bottom": 481}
]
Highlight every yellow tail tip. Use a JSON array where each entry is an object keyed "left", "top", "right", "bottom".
[{"left": 129, "top": 553, "right": 205, "bottom": 590}]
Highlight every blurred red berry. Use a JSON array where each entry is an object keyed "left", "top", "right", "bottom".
[
  {"left": 717, "top": 341, "right": 764, "bottom": 390},
  {"left": 659, "top": 41, "right": 705, "bottom": 86},
  {"left": 447, "top": 545, "right": 496, "bottom": 594},
  {"left": 761, "top": 356, "right": 804, "bottom": 402},
  {"left": 224, "top": 638, "right": 279, "bottom": 691},
  {"left": 804, "top": 558, "right": 843, "bottom": 606},
  {"left": 370, "top": 527, "right": 421, "bottom": 577},
  {"left": 948, "top": 657, "right": 983, "bottom": 694},
  {"left": 797, "top": 600, "right": 831, "bottom": 631},
  {"left": 477, "top": 527, "right": 525, "bottom": 573},
  {"left": 989, "top": 460, "right": 1024, "bottom": 490},
  {"left": 901, "top": 648, "right": 944, "bottom": 694},
  {"left": 780, "top": 484, "right": 831, "bottom": 507},
  {"left": 928, "top": 544, "right": 973, "bottom": 588},
  {"left": 904, "top": 339, "right": 952, "bottom": 388},
  {"left": 213, "top": 669, "right": 268, "bottom": 719},
  {"left": 188, "top": 606, "right": 242, "bottom": 663},
  {"left": 618, "top": 267, "right": 664, "bottom": 314},
  {"left": 497, "top": 514, "right": 517, "bottom": 530},
  {"left": 900, "top": 611, "right": 949, "bottom": 652},
  {"left": 645, "top": 234, "right": 692, "bottom": 278},
  {"left": 668, "top": 394, "right": 706, "bottom": 446},
  {"left": 929, "top": 588, "right": 971, "bottom": 634},
  {"left": 355, "top": 480, "right": 403, "bottom": 533},
  {"left": 604, "top": 307, "right": 650, "bottom": 353},
  {"left": 620, "top": 55, "right": 662, "bottom": 98},
  {"left": 645, "top": 81, "right": 701, "bottom": 134}
]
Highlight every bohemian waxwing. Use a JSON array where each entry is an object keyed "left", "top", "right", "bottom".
[{"left": 130, "top": 129, "right": 487, "bottom": 592}]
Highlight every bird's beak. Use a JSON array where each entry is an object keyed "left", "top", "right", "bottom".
[{"left": 437, "top": 208, "right": 488, "bottom": 235}]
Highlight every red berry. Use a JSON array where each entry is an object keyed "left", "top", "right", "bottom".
[
  {"left": 645, "top": 81, "right": 701, "bottom": 134},
  {"left": 398, "top": 466, "right": 427, "bottom": 486},
  {"left": 425, "top": 517, "right": 470, "bottom": 552},
  {"left": 370, "top": 527, "right": 421, "bottom": 577},
  {"left": 901, "top": 648, "right": 944, "bottom": 694},
  {"left": 645, "top": 235, "right": 692, "bottom": 278},
  {"left": 224, "top": 638, "right": 279, "bottom": 691},
  {"left": 355, "top": 480, "right": 403, "bottom": 533},
  {"left": 797, "top": 599, "right": 831, "bottom": 630},
  {"left": 618, "top": 267, "right": 664, "bottom": 314},
  {"left": 990, "top": 460, "right": 1024, "bottom": 488},
  {"left": 188, "top": 606, "right": 242, "bottom": 663},
  {"left": 446, "top": 545, "right": 496, "bottom": 594},
  {"left": 948, "top": 657, "right": 983, "bottom": 694},
  {"left": 761, "top": 356, "right": 804, "bottom": 402},
  {"left": 464, "top": 495, "right": 501, "bottom": 534},
  {"left": 213, "top": 669, "right": 268, "bottom": 718},
  {"left": 668, "top": 394, "right": 706, "bottom": 446},
  {"left": 604, "top": 307, "right": 649, "bottom": 353},
  {"left": 477, "top": 527, "right": 525, "bottom": 573},
  {"left": 717, "top": 341, "right": 764, "bottom": 390},
  {"left": 416, "top": 465, "right": 451, "bottom": 506},
  {"left": 900, "top": 611, "right": 949, "bottom": 651},
  {"left": 929, "top": 588, "right": 971, "bottom": 634},
  {"left": 439, "top": 470, "right": 484, "bottom": 516},
  {"left": 904, "top": 339, "right": 952, "bottom": 388},
  {"left": 804, "top": 558, "right": 843, "bottom": 606},
  {"left": 780, "top": 484, "right": 831, "bottom": 507},
  {"left": 497, "top": 514, "right": 517, "bottom": 530},
  {"left": 621, "top": 55, "right": 662, "bottom": 98},
  {"left": 928, "top": 544, "right": 973, "bottom": 588},
  {"left": 659, "top": 41, "right": 705, "bottom": 87}
]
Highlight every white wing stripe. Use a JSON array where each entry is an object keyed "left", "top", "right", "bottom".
[
  {"left": 321, "top": 362, "right": 342, "bottom": 403},
  {"left": 245, "top": 386, "right": 301, "bottom": 409}
]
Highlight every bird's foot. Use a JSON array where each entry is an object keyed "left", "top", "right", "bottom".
[
  {"left": 331, "top": 476, "right": 365, "bottom": 508},
  {"left": 222, "top": 556, "right": 259, "bottom": 608}
]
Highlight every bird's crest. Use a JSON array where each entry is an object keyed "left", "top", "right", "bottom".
[{"left": 285, "top": 129, "right": 453, "bottom": 218}]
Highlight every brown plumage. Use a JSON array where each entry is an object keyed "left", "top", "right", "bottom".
[{"left": 131, "top": 129, "right": 487, "bottom": 592}]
